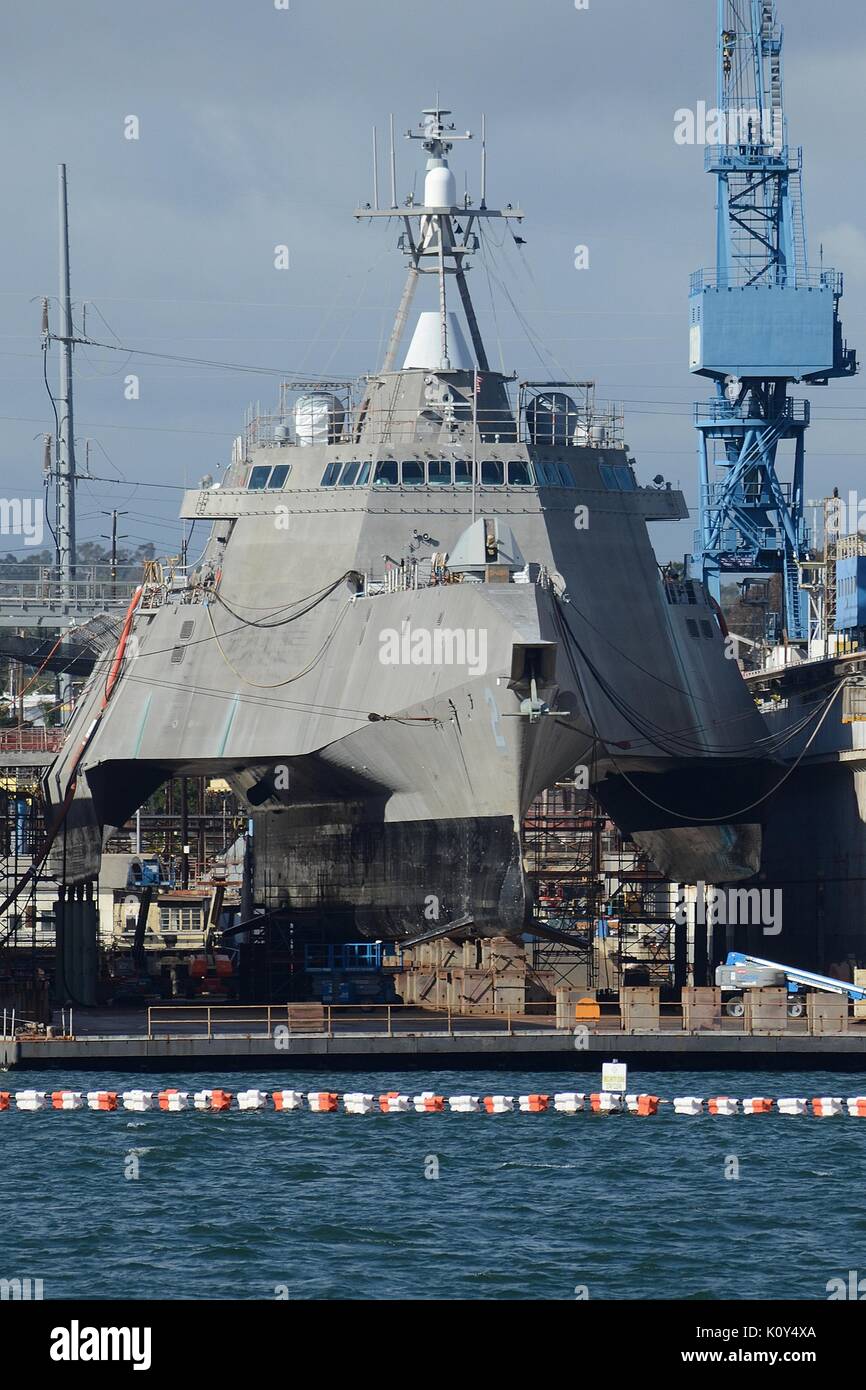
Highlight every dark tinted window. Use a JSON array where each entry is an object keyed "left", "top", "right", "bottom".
[
  {"left": 599, "top": 463, "right": 618, "bottom": 491},
  {"left": 401, "top": 460, "right": 425, "bottom": 486},
  {"left": 428, "top": 460, "right": 452, "bottom": 486},
  {"left": 320, "top": 462, "right": 341, "bottom": 486},
  {"left": 373, "top": 460, "right": 398, "bottom": 486},
  {"left": 557, "top": 462, "right": 575, "bottom": 487},
  {"left": 356, "top": 461, "right": 371, "bottom": 485},
  {"left": 508, "top": 460, "right": 532, "bottom": 486},
  {"left": 454, "top": 460, "right": 472, "bottom": 486},
  {"left": 338, "top": 462, "right": 360, "bottom": 486},
  {"left": 536, "top": 461, "right": 557, "bottom": 486},
  {"left": 481, "top": 459, "right": 504, "bottom": 485},
  {"left": 613, "top": 463, "right": 636, "bottom": 491},
  {"left": 248, "top": 465, "right": 271, "bottom": 490},
  {"left": 269, "top": 464, "right": 290, "bottom": 488}
]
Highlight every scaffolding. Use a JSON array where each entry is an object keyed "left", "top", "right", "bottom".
[{"left": 523, "top": 784, "right": 676, "bottom": 993}]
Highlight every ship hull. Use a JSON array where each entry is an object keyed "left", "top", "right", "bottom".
[
  {"left": 43, "top": 370, "right": 777, "bottom": 941},
  {"left": 252, "top": 806, "right": 527, "bottom": 939}
]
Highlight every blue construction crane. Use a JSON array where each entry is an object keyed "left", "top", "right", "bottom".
[{"left": 688, "top": 0, "right": 856, "bottom": 641}]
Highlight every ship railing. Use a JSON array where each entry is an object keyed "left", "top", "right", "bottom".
[
  {"left": 242, "top": 404, "right": 626, "bottom": 451},
  {"left": 138, "top": 563, "right": 211, "bottom": 612},
  {"left": 245, "top": 407, "right": 523, "bottom": 448},
  {"left": 355, "top": 561, "right": 551, "bottom": 598},
  {"left": 662, "top": 577, "right": 710, "bottom": 608}
]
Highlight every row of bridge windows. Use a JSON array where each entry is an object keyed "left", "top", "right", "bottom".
[
  {"left": 245, "top": 458, "right": 637, "bottom": 492},
  {"left": 321, "top": 459, "right": 591, "bottom": 489}
]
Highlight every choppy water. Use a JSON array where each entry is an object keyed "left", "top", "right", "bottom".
[{"left": 2, "top": 1066, "right": 866, "bottom": 1300}]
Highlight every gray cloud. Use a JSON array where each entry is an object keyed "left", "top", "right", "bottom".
[{"left": 2, "top": 0, "right": 865, "bottom": 562}]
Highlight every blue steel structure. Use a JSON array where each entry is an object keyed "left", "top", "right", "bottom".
[{"left": 688, "top": 0, "right": 856, "bottom": 640}]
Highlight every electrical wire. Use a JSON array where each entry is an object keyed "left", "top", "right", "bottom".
[
  {"left": 205, "top": 593, "right": 352, "bottom": 690},
  {"left": 551, "top": 597, "right": 838, "bottom": 761},
  {"left": 600, "top": 678, "right": 848, "bottom": 824}
]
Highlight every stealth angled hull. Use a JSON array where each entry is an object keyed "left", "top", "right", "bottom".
[{"left": 43, "top": 106, "right": 775, "bottom": 941}]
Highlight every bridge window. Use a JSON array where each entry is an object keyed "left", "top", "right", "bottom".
[
  {"left": 454, "top": 460, "right": 472, "bottom": 486},
  {"left": 481, "top": 459, "right": 504, "bottom": 485},
  {"left": 535, "top": 461, "right": 558, "bottom": 486},
  {"left": 508, "top": 460, "right": 532, "bottom": 486},
  {"left": 320, "top": 462, "right": 341, "bottom": 487},
  {"left": 248, "top": 463, "right": 292, "bottom": 490},
  {"left": 557, "top": 462, "right": 575, "bottom": 487},
  {"left": 338, "top": 462, "right": 360, "bottom": 486},
  {"left": 428, "top": 460, "right": 452, "bottom": 486},
  {"left": 401, "top": 460, "right": 425, "bottom": 487},
  {"left": 373, "top": 460, "right": 398, "bottom": 486},
  {"left": 356, "top": 461, "right": 371, "bottom": 485},
  {"left": 598, "top": 461, "right": 637, "bottom": 491}
]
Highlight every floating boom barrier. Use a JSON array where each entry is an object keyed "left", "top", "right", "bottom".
[{"left": 2, "top": 1089, "right": 866, "bottom": 1116}]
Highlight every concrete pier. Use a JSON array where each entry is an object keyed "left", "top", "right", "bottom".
[{"left": 7, "top": 1028, "right": 866, "bottom": 1072}]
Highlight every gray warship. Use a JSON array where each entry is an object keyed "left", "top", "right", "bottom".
[{"left": 44, "top": 108, "right": 776, "bottom": 942}]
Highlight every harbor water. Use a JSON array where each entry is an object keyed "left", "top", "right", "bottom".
[{"left": 2, "top": 1067, "right": 866, "bottom": 1301}]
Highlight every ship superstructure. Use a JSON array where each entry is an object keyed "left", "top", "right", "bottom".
[{"left": 44, "top": 107, "right": 776, "bottom": 942}]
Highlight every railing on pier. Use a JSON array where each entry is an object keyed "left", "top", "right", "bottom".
[
  {"left": 0, "top": 565, "right": 136, "bottom": 625},
  {"left": 145, "top": 1001, "right": 560, "bottom": 1040},
  {"left": 0, "top": 728, "right": 65, "bottom": 754},
  {"left": 140, "top": 999, "right": 858, "bottom": 1041}
]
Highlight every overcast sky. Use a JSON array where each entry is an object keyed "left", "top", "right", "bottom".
[{"left": 3, "top": 0, "right": 866, "bottom": 564}]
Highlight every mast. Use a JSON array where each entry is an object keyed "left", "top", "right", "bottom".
[{"left": 354, "top": 106, "right": 523, "bottom": 375}]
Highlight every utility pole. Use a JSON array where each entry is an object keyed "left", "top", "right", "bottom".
[
  {"left": 101, "top": 509, "right": 128, "bottom": 595},
  {"left": 57, "top": 164, "right": 77, "bottom": 612}
]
